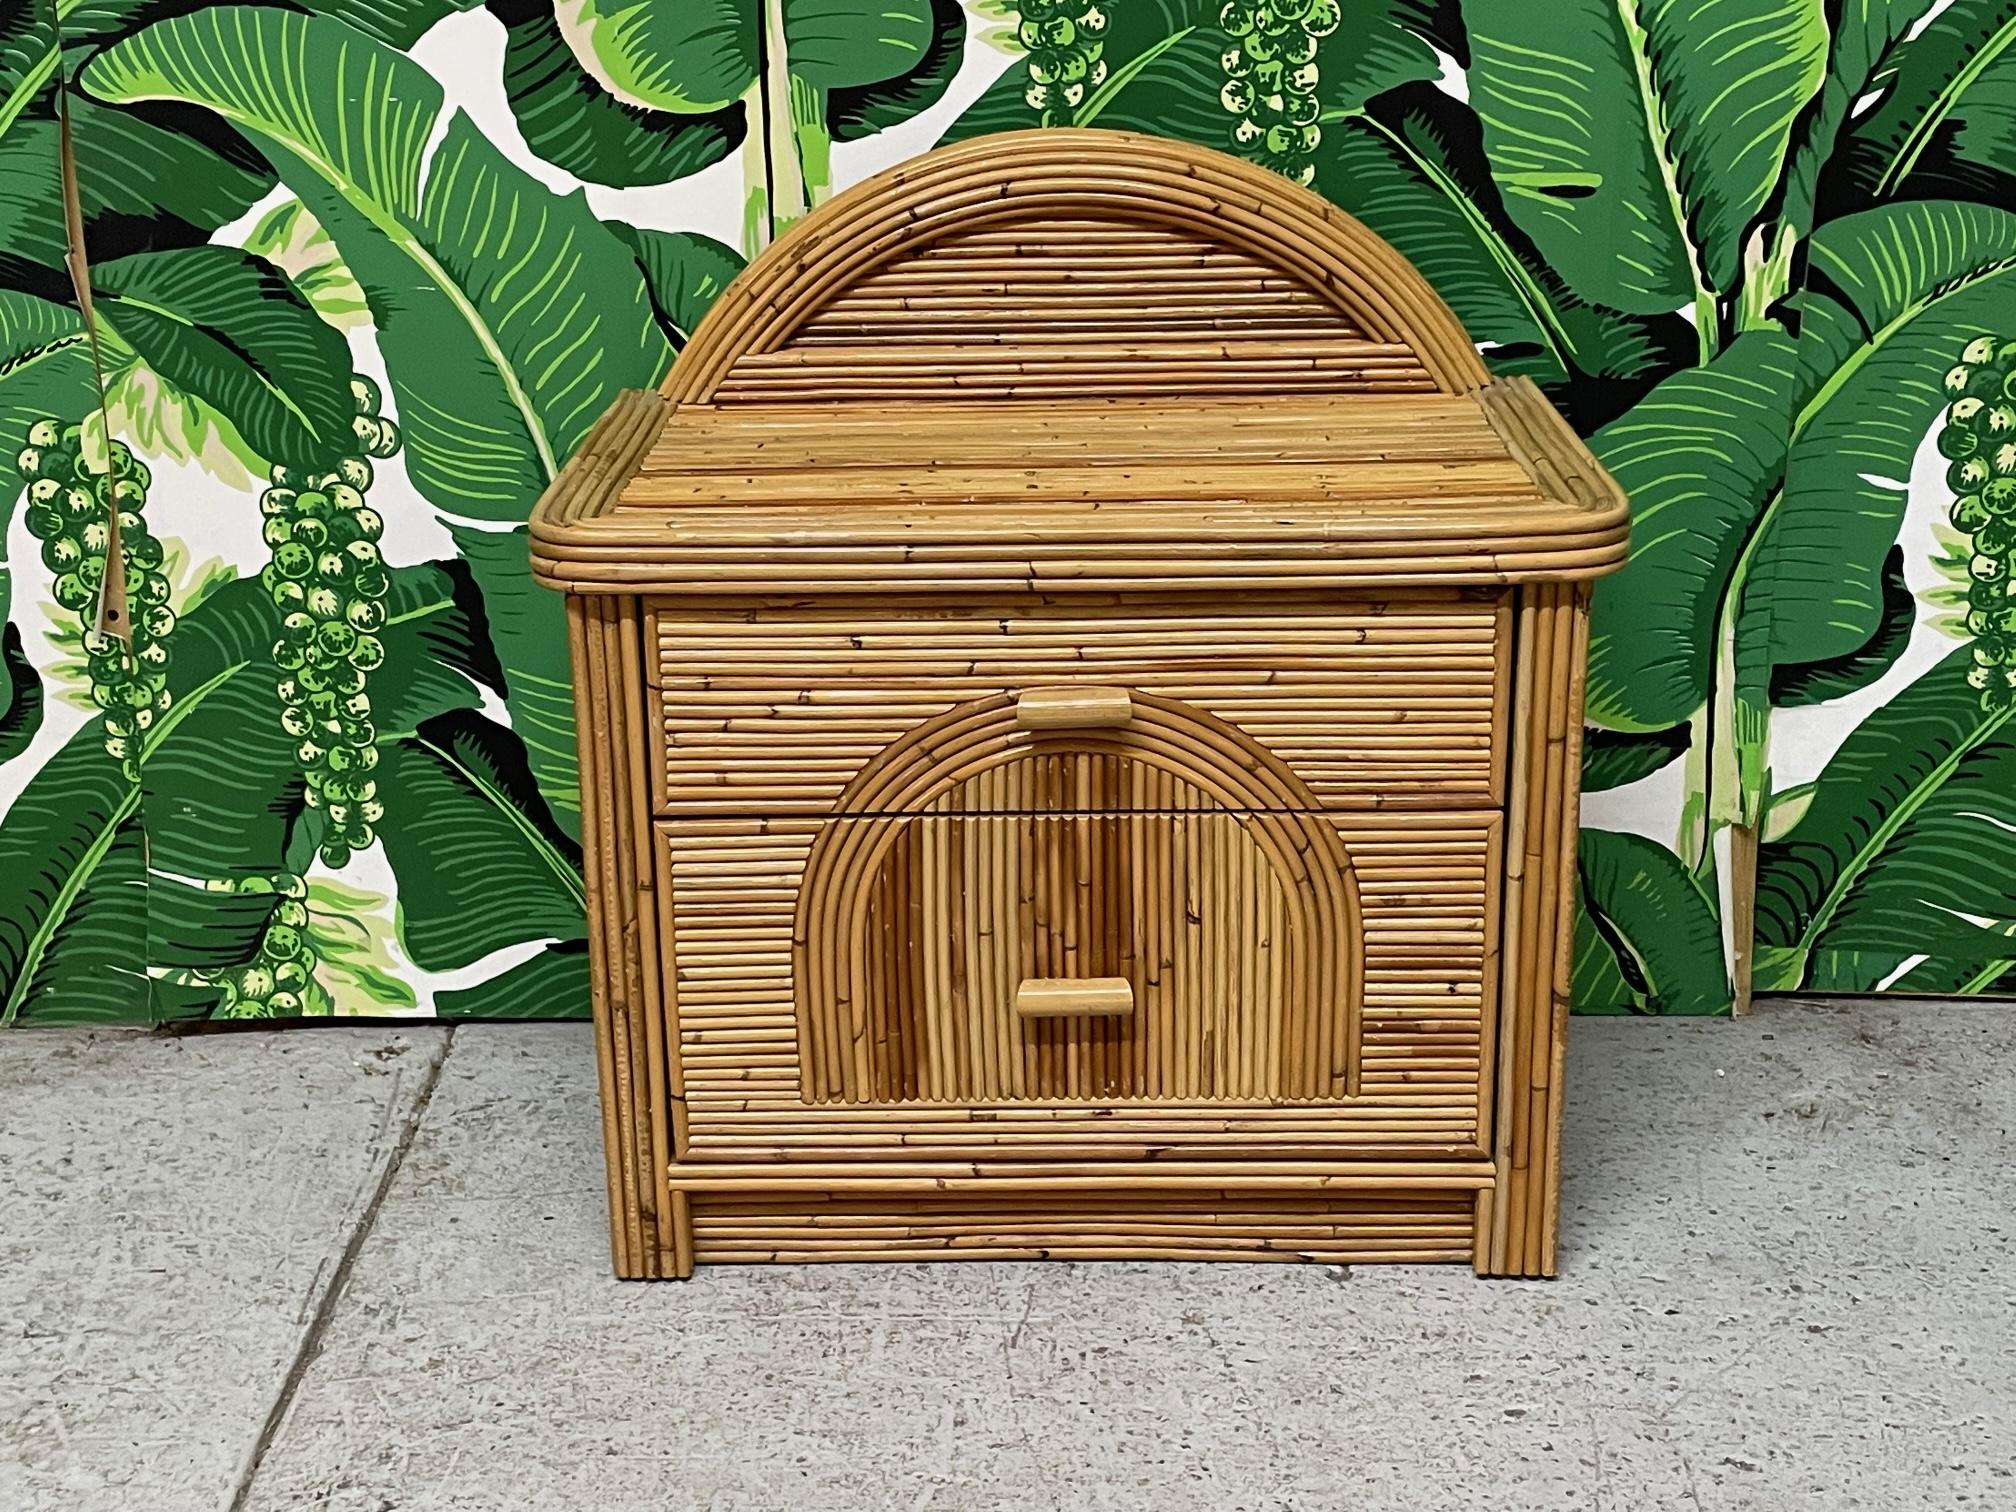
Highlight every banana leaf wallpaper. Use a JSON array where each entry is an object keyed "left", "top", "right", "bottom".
[{"left": 2, "top": 0, "right": 2014, "bottom": 1025}]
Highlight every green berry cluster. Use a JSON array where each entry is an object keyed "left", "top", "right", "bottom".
[
  {"left": 207, "top": 874, "right": 318, "bottom": 1018},
  {"left": 1218, "top": 0, "right": 1339, "bottom": 186},
  {"left": 1019, "top": 1, "right": 1108, "bottom": 124},
  {"left": 13, "top": 421, "right": 172, "bottom": 778},
  {"left": 1939, "top": 335, "right": 2016, "bottom": 713},
  {"left": 258, "top": 375, "right": 401, "bottom": 868}
]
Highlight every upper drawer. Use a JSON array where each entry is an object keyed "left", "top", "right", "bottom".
[{"left": 648, "top": 592, "right": 1510, "bottom": 816}]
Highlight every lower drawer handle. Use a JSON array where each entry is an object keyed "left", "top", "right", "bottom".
[
  {"left": 1014, "top": 977, "right": 1135, "bottom": 1018},
  {"left": 1014, "top": 685, "right": 1134, "bottom": 729}
]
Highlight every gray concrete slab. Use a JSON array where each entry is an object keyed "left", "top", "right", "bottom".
[
  {"left": 0, "top": 1025, "right": 450, "bottom": 1512},
  {"left": 232, "top": 1002, "right": 2016, "bottom": 1512}
]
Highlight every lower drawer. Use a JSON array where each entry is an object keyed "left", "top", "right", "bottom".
[
  {"left": 657, "top": 810, "right": 1500, "bottom": 1158},
  {"left": 684, "top": 1186, "right": 1481, "bottom": 1266}
]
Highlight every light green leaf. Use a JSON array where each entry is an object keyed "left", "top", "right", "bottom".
[
  {"left": 1575, "top": 827, "right": 1733, "bottom": 1015},
  {"left": 1584, "top": 332, "right": 1799, "bottom": 731},
  {"left": 493, "top": 0, "right": 743, "bottom": 188},
  {"left": 1462, "top": 0, "right": 1826, "bottom": 312},
  {"left": 298, "top": 877, "right": 418, "bottom": 1015},
  {"left": 240, "top": 200, "right": 369, "bottom": 330},
  {"left": 555, "top": 0, "right": 755, "bottom": 112},
  {"left": 1756, "top": 647, "right": 2016, "bottom": 980}
]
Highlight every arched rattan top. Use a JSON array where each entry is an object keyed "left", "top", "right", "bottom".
[{"left": 662, "top": 129, "right": 1491, "bottom": 403}]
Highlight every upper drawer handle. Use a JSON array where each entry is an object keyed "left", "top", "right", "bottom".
[
  {"left": 1014, "top": 977, "right": 1136, "bottom": 1018},
  {"left": 1014, "top": 684, "right": 1134, "bottom": 730}
]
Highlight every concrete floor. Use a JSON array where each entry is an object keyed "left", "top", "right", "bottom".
[{"left": 1, "top": 1004, "right": 2011, "bottom": 1511}]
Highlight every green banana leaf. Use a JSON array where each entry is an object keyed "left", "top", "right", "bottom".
[
  {"left": 85, "top": 7, "right": 676, "bottom": 823},
  {"left": 1313, "top": 86, "right": 1689, "bottom": 423},
  {"left": 0, "top": 4, "right": 272, "bottom": 277},
  {"left": 490, "top": 0, "right": 744, "bottom": 189},
  {"left": 1800, "top": 949, "right": 2013, "bottom": 995},
  {"left": 1778, "top": 1, "right": 1940, "bottom": 232},
  {"left": 0, "top": 289, "right": 95, "bottom": 629},
  {"left": 0, "top": 561, "right": 493, "bottom": 1023},
  {"left": 1583, "top": 332, "right": 1799, "bottom": 732},
  {"left": 1582, "top": 723, "right": 1690, "bottom": 792},
  {"left": 1755, "top": 647, "right": 2016, "bottom": 984},
  {"left": 1756, "top": 200, "right": 2016, "bottom": 675},
  {"left": 1768, "top": 547, "right": 1915, "bottom": 707},
  {"left": 0, "top": 626, "right": 40, "bottom": 765},
  {"left": 1461, "top": 0, "right": 1826, "bottom": 316},
  {"left": 435, "top": 939, "right": 590, "bottom": 1018},
  {"left": 143, "top": 566, "right": 495, "bottom": 903},
  {"left": 613, "top": 225, "right": 747, "bottom": 348},
  {"left": 1574, "top": 826, "right": 1733, "bottom": 1015},
  {"left": 551, "top": 0, "right": 939, "bottom": 208},
  {"left": 1838, "top": 0, "right": 2016, "bottom": 204},
  {"left": 377, "top": 708, "right": 585, "bottom": 974},
  {"left": 827, "top": 0, "right": 967, "bottom": 140},
  {"left": 0, "top": 735, "right": 149, "bottom": 1025},
  {"left": 93, "top": 245, "right": 357, "bottom": 468},
  {"left": 296, "top": 0, "right": 485, "bottom": 49}
]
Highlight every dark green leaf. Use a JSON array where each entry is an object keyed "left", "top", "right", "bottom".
[
  {"left": 377, "top": 708, "right": 586, "bottom": 974},
  {"left": 1756, "top": 647, "right": 2016, "bottom": 972},
  {"left": 435, "top": 939, "right": 590, "bottom": 1018},
  {"left": 827, "top": 0, "right": 966, "bottom": 140},
  {"left": 614, "top": 224, "right": 746, "bottom": 347},
  {"left": 785, "top": 0, "right": 932, "bottom": 91},
  {"left": 1575, "top": 827, "right": 1733, "bottom": 1015},
  {"left": 1759, "top": 200, "right": 2016, "bottom": 673},
  {"left": 1462, "top": 0, "right": 1827, "bottom": 308},
  {"left": 296, "top": 0, "right": 485, "bottom": 50},
  {"left": 1769, "top": 547, "right": 1915, "bottom": 707},
  {"left": 94, "top": 245, "right": 357, "bottom": 466},
  {"left": 0, "top": 732, "right": 149, "bottom": 1026},
  {"left": 1781, "top": 0, "right": 1939, "bottom": 231},
  {"left": 1582, "top": 723, "right": 1690, "bottom": 792},
  {"left": 0, "top": 624, "right": 42, "bottom": 765},
  {"left": 1837, "top": 1, "right": 2016, "bottom": 205},
  {"left": 1585, "top": 332, "right": 1799, "bottom": 731}
]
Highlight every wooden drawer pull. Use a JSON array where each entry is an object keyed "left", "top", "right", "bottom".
[
  {"left": 1014, "top": 976, "right": 1136, "bottom": 1018},
  {"left": 1014, "top": 684, "right": 1134, "bottom": 729}
]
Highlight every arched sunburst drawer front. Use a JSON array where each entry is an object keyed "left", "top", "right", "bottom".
[
  {"left": 655, "top": 809, "right": 1499, "bottom": 1158},
  {"left": 795, "top": 804, "right": 1361, "bottom": 1105}
]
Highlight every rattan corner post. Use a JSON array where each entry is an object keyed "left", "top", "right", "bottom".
[{"left": 532, "top": 130, "right": 1625, "bottom": 1280}]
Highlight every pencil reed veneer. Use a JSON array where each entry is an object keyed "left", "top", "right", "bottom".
[{"left": 531, "top": 130, "right": 1624, "bottom": 1280}]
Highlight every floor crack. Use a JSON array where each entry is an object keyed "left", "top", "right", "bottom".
[{"left": 223, "top": 1026, "right": 456, "bottom": 1512}]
